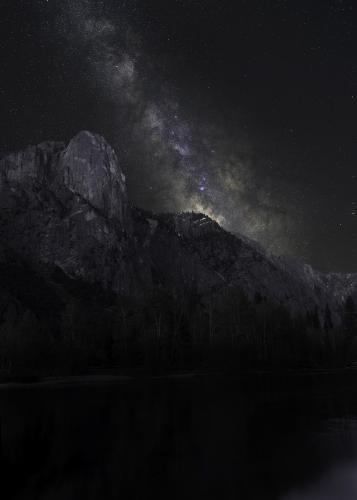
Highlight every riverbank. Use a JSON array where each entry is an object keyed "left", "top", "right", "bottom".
[{"left": 1, "top": 365, "right": 357, "bottom": 389}]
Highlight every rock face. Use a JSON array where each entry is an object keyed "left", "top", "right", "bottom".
[
  {"left": 0, "top": 131, "right": 136, "bottom": 294},
  {"left": 61, "top": 131, "right": 128, "bottom": 222},
  {"left": 0, "top": 130, "right": 357, "bottom": 333},
  {"left": 134, "top": 211, "right": 357, "bottom": 323},
  {"left": 0, "top": 140, "right": 65, "bottom": 188}
]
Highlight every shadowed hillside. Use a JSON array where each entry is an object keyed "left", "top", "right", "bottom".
[{"left": 1, "top": 132, "right": 357, "bottom": 376}]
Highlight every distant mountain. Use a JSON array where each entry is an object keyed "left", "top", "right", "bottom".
[{"left": 0, "top": 131, "right": 356, "bottom": 373}]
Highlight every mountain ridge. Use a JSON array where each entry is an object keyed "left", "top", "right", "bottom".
[
  {"left": 0, "top": 131, "right": 356, "bottom": 372},
  {"left": 1, "top": 130, "right": 356, "bottom": 318}
]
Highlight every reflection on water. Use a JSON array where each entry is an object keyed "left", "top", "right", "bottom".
[
  {"left": 283, "top": 462, "right": 357, "bottom": 500},
  {"left": 283, "top": 418, "right": 357, "bottom": 500},
  {"left": 1, "top": 374, "right": 357, "bottom": 499}
]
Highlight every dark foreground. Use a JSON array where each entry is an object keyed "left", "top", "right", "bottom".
[{"left": 2, "top": 373, "right": 357, "bottom": 500}]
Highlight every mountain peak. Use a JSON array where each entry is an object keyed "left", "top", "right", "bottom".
[
  {"left": 0, "top": 131, "right": 128, "bottom": 223},
  {"left": 2, "top": 132, "right": 357, "bottom": 324},
  {"left": 60, "top": 131, "right": 128, "bottom": 221}
]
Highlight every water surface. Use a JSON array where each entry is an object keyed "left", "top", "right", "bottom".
[{"left": 1, "top": 374, "right": 357, "bottom": 499}]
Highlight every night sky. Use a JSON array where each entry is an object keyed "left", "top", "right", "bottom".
[{"left": 1, "top": 0, "right": 357, "bottom": 272}]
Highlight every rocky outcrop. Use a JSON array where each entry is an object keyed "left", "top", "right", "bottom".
[
  {"left": 0, "top": 131, "right": 138, "bottom": 295},
  {"left": 1, "top": 130, "right": 357, "bottom": 328},
  {"left": 133, "top": 211, "right": 357, "bottom": 323},
  {"left": 0, "top": 140, "right": 65, "bottom": 188},
  {"left": 60, "top": 131, "right": 128, "bottom": 223}
]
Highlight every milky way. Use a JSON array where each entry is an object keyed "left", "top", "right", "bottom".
[
  {"left": 6, "top": 0, "right": 357, "bottom": 270},
  {"left": 51, "top": 0, "right": 305, "bottom": 258}
]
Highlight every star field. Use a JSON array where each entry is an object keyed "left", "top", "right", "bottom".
[{"left": 1, "top": 0, "right": 357, "bottom": 271}]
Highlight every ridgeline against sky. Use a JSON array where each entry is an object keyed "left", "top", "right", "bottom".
[{"left": 2, "top": 0, "right": 357, "bottom": 271}]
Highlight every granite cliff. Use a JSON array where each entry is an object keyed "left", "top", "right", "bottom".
[{"left": 0, "top": 131, "right": 356, "bottom": 372}]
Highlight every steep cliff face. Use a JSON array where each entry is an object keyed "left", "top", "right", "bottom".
[
  {"left": 0, "top": 131, "right": 356, "bottom": 328},
  {"left": 60, "top": 131, "right": 128, "bottom": 223},
  {"left": 0, "top": 131, "right": 139, "bottom": 295},
  {"left": 133, "top": 211, "right": 357, "bottom": 322}
]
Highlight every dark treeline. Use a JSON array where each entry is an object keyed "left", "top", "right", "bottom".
[{"left": 1, "top": 263, "right": 357, "bottom": 378}]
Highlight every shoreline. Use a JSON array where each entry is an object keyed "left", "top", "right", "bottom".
[{"left": 1, "top": 366, "right": 357, "bottom": 389}]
